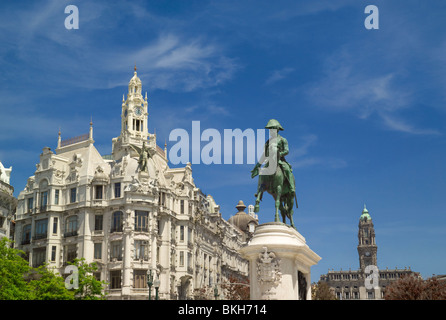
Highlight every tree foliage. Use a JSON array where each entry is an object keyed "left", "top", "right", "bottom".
[
  {"left": 0, "top": 238, "right": 107, "bottom": 300},
  {"left": 221, "top": 276, "right": 250, "bottom": 300},
  {"left": 384, "top": 274, "right": 446, "bottom": 300},
  {"left": 27, "top": 265, "right": 74, "bottom": 300},
  {"left": 69, "top": 258, "right": 108, "bottom": 300},
  {"left": 0, "top": 238, "right": 32, "bottom": 299},
  {"left": 312, "top": 281, "right": 337, "bottom": 300}
]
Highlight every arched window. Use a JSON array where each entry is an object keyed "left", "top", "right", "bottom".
[{"left": 111, "top": 211, "right": 123, "bottom": 232}]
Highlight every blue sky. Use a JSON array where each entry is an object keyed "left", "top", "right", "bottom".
[{"left": 0, "top": 0, "right": 445, "bottom": 282}]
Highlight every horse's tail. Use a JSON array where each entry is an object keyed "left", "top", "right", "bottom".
[{"left": 294, "top": 192, "right": 298, "bottom": 209}]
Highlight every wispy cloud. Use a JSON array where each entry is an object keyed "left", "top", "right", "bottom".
[
  {"left": 265, "top": 67, "right": 294, "bottom": 85},
  {"left": 287, "top": 134, "right": 347, "bottom": 169},
  {"left": 269, "top": 0, "right": 356, "bottom": 21},
  {"left": 0, "top": 2, "right": 239, "bottom": 94},
  {"left": 306, "top": 48, "right": 439, "bottom": 135},
  {"left": 379, "top": 113, "right": 440, "bottom": 135}
]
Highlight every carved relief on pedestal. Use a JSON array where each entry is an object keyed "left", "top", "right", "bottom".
[{"left": 257, "top": 246, "right": 281, "bottom": 285}]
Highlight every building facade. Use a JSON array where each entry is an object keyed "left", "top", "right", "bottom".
[
  {"left": 0, "top": 161, "right": 16, "bottom": 242},
  {"left": 319, "top": 205, "right": 421, "bottom": 300},
  {"left": 14, "top": 68, "right": 254, "bottom": 300}
]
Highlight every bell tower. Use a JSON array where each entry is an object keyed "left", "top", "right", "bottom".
[
  {"left": 357, "top": 204, "right": 378, "bottom": 270},
  {"left": 112, "top": 66, "right": 154, "bottom": 160},
  {"left": 120, "top": 65, "right": 149, "bottom": 143}
]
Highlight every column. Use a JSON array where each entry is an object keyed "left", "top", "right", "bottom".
[{"left": 122, "top": 209, "right": 132, "bottom": 296}]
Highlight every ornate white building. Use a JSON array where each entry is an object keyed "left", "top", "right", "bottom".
[
  {"left": 0, "top": 161, "right": 16, "bottom": 241},
  {"left": 14, "top": 68, "right": 255, "bottom": 300}
]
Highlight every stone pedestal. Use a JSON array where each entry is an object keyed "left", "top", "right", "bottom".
[{"left": 240, "top": 222, "right": 321, "bottom": 300}]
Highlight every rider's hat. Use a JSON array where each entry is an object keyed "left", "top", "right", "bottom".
[{"left": 265, "top": 119, "right": 284, "bottom": 131}]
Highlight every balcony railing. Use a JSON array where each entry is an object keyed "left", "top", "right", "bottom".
[
  {"left": 110, "top": 225, "right": 123, "bottom": 233},
  {"left": 33, "top": 233, "right": 47, "bottom": 241},
  {"left": 60, "top": 133, "right": 89, "bottom": 147},
  {"left": 134, "top": 226, "right": 148, "bottom": 232},
  {"left": 64, "top": 231, "right": 78, "bottom": 238}
]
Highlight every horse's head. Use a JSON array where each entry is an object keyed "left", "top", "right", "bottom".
[{"left": 251, "top": 163, "right": 260, "bottom": 178}]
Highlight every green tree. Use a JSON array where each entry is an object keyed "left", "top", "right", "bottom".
[
  {"left": 69, "top": 258, "right": 108, "bottom": 300},
  {"left": 0, "top": 238, "right": 108, "bottom": 300},
  {"left": 0, "top": 237, "right": 31, "bottom": 300},
  {"left": 28, "top": 265, "right": 74, "bottom": 300}
]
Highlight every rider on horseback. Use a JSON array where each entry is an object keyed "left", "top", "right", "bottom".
[
  {"left": 251, "top": 119, "right": 297, "bottom": 227},
  {"left": 253, "top": 119, "right": 295, "bottom": 194}
]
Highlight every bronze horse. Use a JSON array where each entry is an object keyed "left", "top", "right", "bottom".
[{"left": 251, "top": 161, "right": 297, "bottom": 229}]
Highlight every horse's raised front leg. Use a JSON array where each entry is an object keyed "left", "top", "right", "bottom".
[{"left": 254, "top": 185, "right": 264, "bottom": 213}]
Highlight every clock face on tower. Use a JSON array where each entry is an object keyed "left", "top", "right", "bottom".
[
  {"left": 134, "top": 106, "right": 142, "bottom": 116},
  {"left": 365, "top": 251, "right": 370, "bottom": 257}
]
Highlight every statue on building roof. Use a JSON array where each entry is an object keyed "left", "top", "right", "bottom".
[{"left": 130, "top": 141, "right": 151, "bottom": 173}]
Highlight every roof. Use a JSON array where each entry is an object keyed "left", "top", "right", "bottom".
[
  {"left": 360, "top": 204, "right": 372, "bottom": 222},
  {"left": 228, "top": 200, "right": 258, "bottom": 232}
]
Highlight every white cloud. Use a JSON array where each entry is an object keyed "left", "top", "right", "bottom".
[
  {"left": 379, "top": 113, "right": 440, "bottom": 135},
  {"left": 94, "top": 34, "right": 239, "bottom": 92},
  {"left": 306, "top": 48, "right": 439, "bottom": 135},
  {"left": 287, "top": 134, "right": 347, "bottom": 169},
  {"left": 265, "top": 67, "right": 294, "bottom": 85},
  {"left": 0, "top": 2, "right": 239, "bottom": 94}
]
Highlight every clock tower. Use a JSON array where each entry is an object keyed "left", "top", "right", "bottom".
[
  {"left": 121, "top": 65, "right": 149, "bottom": 143},
  {"left": 112, "top": 66, "right": 156, "bottom": 160},
  {"left": 357, "top": 204, "right": 378, "bottom": 270}
]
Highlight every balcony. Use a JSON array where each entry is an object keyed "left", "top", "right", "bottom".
[
  {"left": 64, "top": 231, "right": 78, "bottom": 238},
  {"left": 110, "top": 225, "right": 123, "bottom": 233},
  {"left": 92, "top": 199, "right": 107, "bottom": 207},
  {"left": 110, "top": 256, "right": 123, "bottom": 262},
  {"left": 134, "top": 226, "right": 148, "bottom": 233},
  {"left": 33, "top": 233, "right": 47, "bottom": 241}
]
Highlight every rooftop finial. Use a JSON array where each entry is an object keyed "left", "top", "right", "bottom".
[
  {"left": 89, "top": 116, "right": 94, "bottom": 140},
  {"left": 134, "top": 64, "right": 137, "bottom": 72}
]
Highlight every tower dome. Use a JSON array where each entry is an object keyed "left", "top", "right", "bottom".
[
  {"left": 360, "top": 204, "right": 372, "bottom": 222},
  {"left": 228, "top": 200, "right": 258, "bottom": 232},
  {"left": 128, "top": 65, "right": 142, "bottom": 95}
]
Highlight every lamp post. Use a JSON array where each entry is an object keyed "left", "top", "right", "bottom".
[
  {"left": 147, "top": 269, "right": 153, "bottom": 300},
  {"left": 154, "top": 278, "right": 160, "bottom": 300},
  {"left": 214, "top": 285, "right": 219, "bottom": 300}
]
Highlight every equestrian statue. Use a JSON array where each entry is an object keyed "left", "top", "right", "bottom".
[{"left": 251, "top": 119, "right": 297, "bottom": 228}]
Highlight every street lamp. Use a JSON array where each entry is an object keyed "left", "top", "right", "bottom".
[
  {"left": 214, "top": 285, "right": 219, "bottom": 300},
  {"left": 147, "top": 269, "right": 154, "bottom": 300},
  {"left": 154, "top": 278, "right": 160, "bottom": 300}
]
